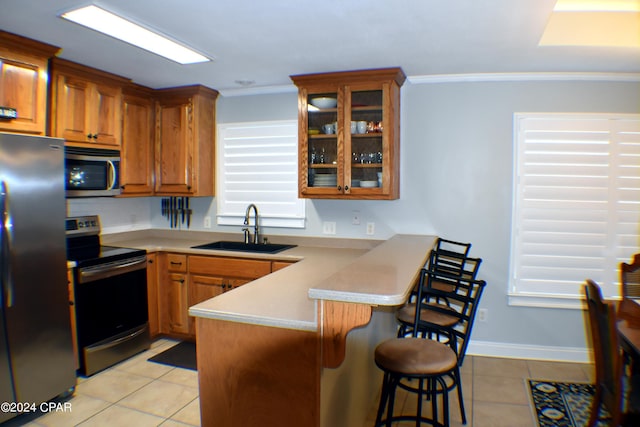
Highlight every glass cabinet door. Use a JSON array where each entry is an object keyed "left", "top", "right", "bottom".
[
  {"left": 304, "top": 90, "right": 341, "bottom": 195},
  {"left": 345, "top": 88, "right": 385, "bottom": 195},
  {"left": 293, "top": 67, "right": 404, "bottom": 200}
]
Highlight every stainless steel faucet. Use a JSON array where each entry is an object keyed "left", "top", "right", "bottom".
[{"left": 243, "top": 203, "right": 260, "bottom": 244}]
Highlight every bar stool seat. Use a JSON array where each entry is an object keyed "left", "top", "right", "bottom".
[
  {"left": 397, "top": 303, "right": 459, "bottom": 328},
  {"left": 376, "top": 337, "right": 457, "bottom": 375},
  {"left": 374, "top": 337, "right": 462, "bottom": 427}
]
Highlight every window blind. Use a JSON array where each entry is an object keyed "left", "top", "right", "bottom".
[
  {"left": 217, "top": 120, "right": 305, "bottom": 228},
  {"left": 509, "top": 113, "right": 640, "bottom": 308}
]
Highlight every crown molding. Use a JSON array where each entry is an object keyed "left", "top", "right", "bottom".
[
  {"left": 407, "top": 72, "right": 640, "bottom": 84},
  {"left": 218, "top": 72, "right": 640, "bottom": 97}
]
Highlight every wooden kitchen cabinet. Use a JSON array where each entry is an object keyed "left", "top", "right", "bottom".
[
  {"left": 272, "top": 260, "right": 296, "bottom": 272},
  {"left": 187, "top": 255, "right": 271, "bottom": 334},
  {"left": 120, "top": 84, "right": 155, "bottom": 195},
  {"left": 0, "top": 31, "right": 59, "bottom": 135},
  {"left": 146, "top": 253, "right": 160, "bottom": 338},
  {"left": 155, "top": 85, "right": 218, "bottom": 196},
  {"left": 50, "top": 58, "right": 127, "bottom": 148},
  {"left": 158, "top": 252, "right": 272, "bottom": 339},
  {"left": 158, "top": 253, "right": 190, "bottom": 336},
  {"left": 291, "top": 68, "right": 405, "bottom": 200}
]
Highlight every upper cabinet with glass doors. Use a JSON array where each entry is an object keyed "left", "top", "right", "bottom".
[{"left": 291, "top": 68, "right": 405, "bottom": 200}]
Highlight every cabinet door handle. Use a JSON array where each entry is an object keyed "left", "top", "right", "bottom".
[
  {"left": 337, "top": 185, "right": 342, "bottom": 191},
  {"left": 345, "top": 185, "right": 349, "bottom": 191},
  {"left": 170, "top": 261, "right": 182, "bottom": 266}
]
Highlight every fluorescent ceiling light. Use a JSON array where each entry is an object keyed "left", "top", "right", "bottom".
[
  {"left": 540, "top": 0, "right": 640, "bottom": 47},
  {"left": 553, "top": 0, "right": 640, "bottom": 12},
  {"left": 60, "top": 5, "right": 210, "bottom": 64}
]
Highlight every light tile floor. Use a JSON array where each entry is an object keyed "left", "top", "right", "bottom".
[
  {"left": 4, "top": 338, "right": 593, "bottom": 426},
  {"left": 364, "top": 354, "right": 594, "bottom": 427},
  {"left": 3, "top": 339, "right": 199, "bottom": 427}
]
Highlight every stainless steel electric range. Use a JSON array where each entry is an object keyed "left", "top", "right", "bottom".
[{"left": 66, "top": 215, "right": 150, "bottom": 376}]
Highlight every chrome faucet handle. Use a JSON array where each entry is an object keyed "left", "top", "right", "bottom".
[{"left": 242, "top": 228, "right": 250, "bottom": 244}]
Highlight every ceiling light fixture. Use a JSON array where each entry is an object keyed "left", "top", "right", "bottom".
[
  {"left": 539, "top": 0, "right": 640, "bottom": 47},
  {"left": 553, "top": 0, "right": 640, "bottom": 12},
  {"left": 60, "top": 5, "right": 210, "bottom": 64},
  {"left": 234, "top": 79, "right": 256, "bottom": 87}
]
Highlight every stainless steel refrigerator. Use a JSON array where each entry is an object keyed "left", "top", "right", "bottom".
[{"left": 0, "top": 132, "right": 76, "bottom": 423}]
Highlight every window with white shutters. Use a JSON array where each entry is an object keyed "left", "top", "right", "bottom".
[
  {"left": 217, "top": 120, "right": 305, "bottom": 228},
  {"left": 509, "top": 113, "right": 640, "bottom": 308}
]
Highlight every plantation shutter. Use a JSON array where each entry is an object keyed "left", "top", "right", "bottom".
[
  {"left": 509, "top": 113, "right": 640, "bottom": 308},
  {"left": 217, "top": 120, "right": 305, "bottom": 228}
]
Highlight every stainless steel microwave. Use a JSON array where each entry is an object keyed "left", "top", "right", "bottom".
[{"left": 65, "top": 147, "right": 121, "bottom": 197}]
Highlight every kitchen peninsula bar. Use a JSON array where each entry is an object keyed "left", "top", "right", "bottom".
[{"left": 189, "top": 234, "right": 435, "bottom": 427}]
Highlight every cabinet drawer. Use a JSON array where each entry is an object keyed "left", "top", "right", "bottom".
[
  {"left": 167, "top": 254, "right": 187, "bottom": 272},
  {"left": 189, "top": 256, "right": 271, "bottom": 280}
]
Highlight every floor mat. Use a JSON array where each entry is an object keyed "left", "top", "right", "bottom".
[
  {"left": 528, "top": 379, "right": 608, "bottom": 427},
  {"left": 148, "top": 341, "right": 197, "bottom": 371}
]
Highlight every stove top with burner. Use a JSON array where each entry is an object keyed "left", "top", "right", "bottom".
[{"left": 66, "top": 215, "right": 146, "bottom": 268}]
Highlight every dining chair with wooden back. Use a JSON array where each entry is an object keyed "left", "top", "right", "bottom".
[
  {"left": 584, "top": 279, "right": 624, "bottom": 427},
  {"left": 621, "top": 254, "right": 640, "bottom": 299}
]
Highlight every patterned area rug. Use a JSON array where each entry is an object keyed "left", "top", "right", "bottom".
[{"left": 528, "top": 380, "right": 607, "bottom": 427}]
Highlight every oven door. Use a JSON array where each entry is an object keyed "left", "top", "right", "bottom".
[{"left": 74, "top": 255, "right": 149, "bottom": 375}]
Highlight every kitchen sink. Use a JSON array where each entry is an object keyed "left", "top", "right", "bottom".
[{"left": 191, "top": 241, "right": 297, "bottom": 254}]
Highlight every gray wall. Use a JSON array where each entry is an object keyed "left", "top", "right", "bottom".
[{"left": 70, "top": 78, "right": 640, "bottom": 359}]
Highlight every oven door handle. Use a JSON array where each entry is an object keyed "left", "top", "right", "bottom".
[{"left": 78, "top": 255, "right": 147, "bottom": 284}]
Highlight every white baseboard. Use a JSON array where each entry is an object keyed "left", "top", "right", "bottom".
[{"left": 466, "top": 340, "right": 592, "bottom": 363}]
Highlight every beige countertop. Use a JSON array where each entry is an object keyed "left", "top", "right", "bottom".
[{"left": 103, "top": 230, "right": 435, "bottom": 331}]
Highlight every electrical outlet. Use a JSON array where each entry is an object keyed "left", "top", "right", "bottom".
[
  {"left": 203, "top": 216, "right": 211, "bottom": 228},
  {"left": 366, "top": 222, "right": 375, "bottom": 235},
  {"left": 352, "top": 211, "right": 361, "bottom": 225},
  {"left": 478, "top": 308, "right": 488, "bottom": 322},
  {"left": 323, "top": 221, "right": 336, "bottom": 235}
]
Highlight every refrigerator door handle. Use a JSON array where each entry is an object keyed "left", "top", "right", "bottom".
[{"left": 0, "top": 181, "right": 13, "bottom": 308}]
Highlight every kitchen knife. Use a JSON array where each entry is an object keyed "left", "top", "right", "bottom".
[
  {"left": 181, "top": 197, "right": 185, "bottom": 225},
  {"left": 173, "top": 197, "right": 177, "bottom": 228},
  {"left": 186, "top": 197, "right": 191, "bottom": 228}
]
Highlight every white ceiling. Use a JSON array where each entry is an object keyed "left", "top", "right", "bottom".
[{"left": 1, "top": 0, "right": 638, "bottom": 95}]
